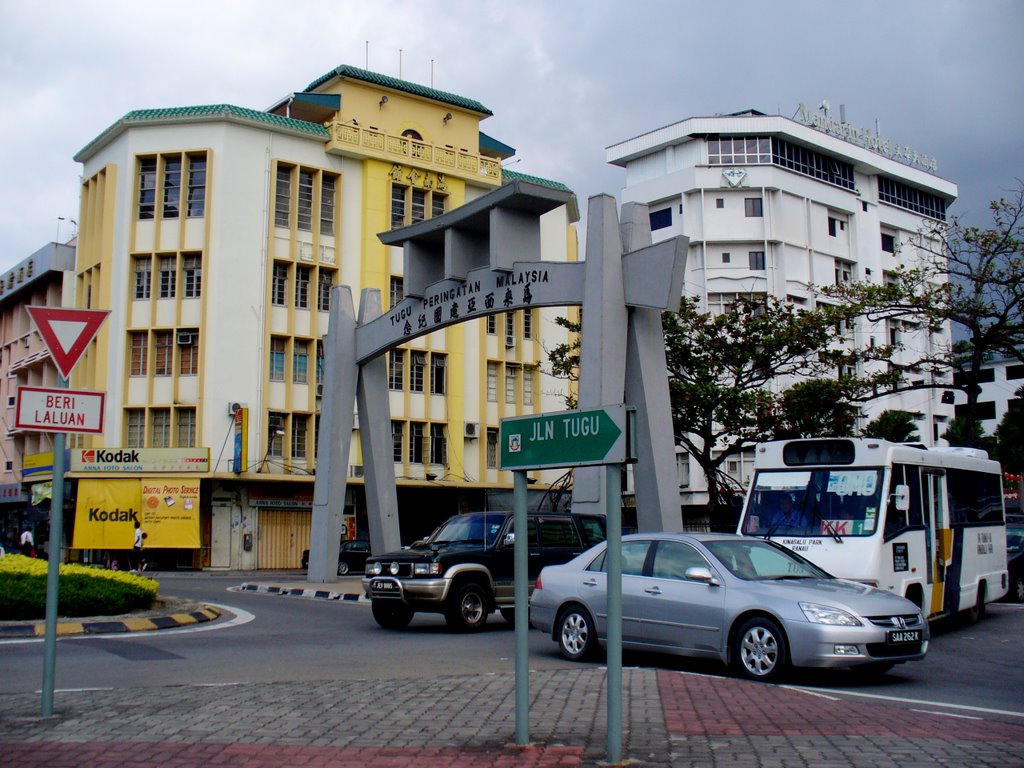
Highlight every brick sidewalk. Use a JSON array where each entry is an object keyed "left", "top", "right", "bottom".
[{"left": 1, "top": 668, "right": 1023, "bottom": 767}]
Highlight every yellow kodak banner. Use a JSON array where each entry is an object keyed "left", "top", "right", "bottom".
[{"left": 73, "top": 479, "right": 200, "bottom": 549}]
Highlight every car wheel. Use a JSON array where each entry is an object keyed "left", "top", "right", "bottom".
[
  {"left": 445, "top": 581, "right": 489, "bottom": 631},
  {"left": 557, "top": 604, "right": 597, "bottom": 662},
  {"left": 371, "top": 600, "right": 413, "bottom": 629},
  {"left": 731, "top": 616, "right": 787, "bottom": 682},
  {"left": 337, "top": 560, "right": 350, "bottom": 576},
  {"left": 964, "top": 584, "right": 987, "bottom": 625},
  {"left": 1013, "top": 575, "right": 1024, "bottom": 604}
]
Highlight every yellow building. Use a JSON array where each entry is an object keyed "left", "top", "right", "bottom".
[{"left": 70, "top": 65, "right": 578, "bottom": 569}]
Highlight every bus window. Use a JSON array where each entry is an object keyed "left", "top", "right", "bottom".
[
  {"left": 743, "top": 468, "right": 883, "bottom": 537},
  {"left": 884, "top": 463, "right": 923, "bottom": 539}
]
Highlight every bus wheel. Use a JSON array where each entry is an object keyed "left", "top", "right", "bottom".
[
  {"left": 964, "top": 584, "right": 987, "bottom": 625},
  {"left": 1013, "top": 574, "right": 1024, "bottom": 604}
]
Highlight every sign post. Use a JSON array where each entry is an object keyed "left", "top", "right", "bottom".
[
  {"left": 24, "top": 306, "right": 110, "bottom": 719},
  {"left": 499, "top": 404, "right": 633, "bottom": 764}
]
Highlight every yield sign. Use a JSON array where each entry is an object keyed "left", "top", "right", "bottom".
[{"left": 25, "top": 306, "right": 111, "bottom": 380}]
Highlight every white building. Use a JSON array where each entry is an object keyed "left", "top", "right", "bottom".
[{"left": 607, "top": 107, "right": 958, "bottom": 512}]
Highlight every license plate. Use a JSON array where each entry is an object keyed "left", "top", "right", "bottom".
[
  {"left": 887, "top": 629, "right": 921, "bottom": 644},
  {"left": 372, "top": 579, "right": 397, "bottom": 592}
]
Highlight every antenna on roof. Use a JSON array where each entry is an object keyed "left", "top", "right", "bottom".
[
  {"left": 365, "top": 40, "right": 369, "bottom": 69},
  {"left": 399, "top": 48, "right": 402, "bottom": 79},
  {"left": 431, "top": 59, "right": 434, "bottom": 88}
]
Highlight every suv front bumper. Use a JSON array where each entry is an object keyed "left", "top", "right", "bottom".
[{"left": 362, "top": 575, "right": 452, "bottom": 603}]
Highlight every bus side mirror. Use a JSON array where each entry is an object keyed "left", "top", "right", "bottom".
[{"left": 893, "top": 485, "right": 910, "bottom": 512}]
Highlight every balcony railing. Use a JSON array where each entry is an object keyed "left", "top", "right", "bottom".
[{"left": 326, "top": 121, "right": 502, "bottom": 185}]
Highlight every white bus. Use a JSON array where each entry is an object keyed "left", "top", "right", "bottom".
[{"left": 737, "top": 438, "right": 1008, "bottom": 621}]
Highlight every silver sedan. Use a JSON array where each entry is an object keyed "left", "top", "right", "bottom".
[{"left": 530, "top": 532, "right": 928, "bottom": 681}]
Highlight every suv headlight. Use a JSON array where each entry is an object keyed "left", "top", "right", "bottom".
[
  {"left": 367, "top": 562, "right": 382, "bottom": 576},
  {"left": 414, "top": 563, "right": 442, "bottom": 576},
  {"left": 799, "top": 602, "right": 862, "bottom": 626}
]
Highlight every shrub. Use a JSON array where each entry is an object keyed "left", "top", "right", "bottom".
[{"left": 0, "top": 555, "right": 159, "bottom": 620}]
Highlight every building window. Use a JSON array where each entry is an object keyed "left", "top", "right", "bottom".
[
  {"left": 392, "top": 421, "right": 404, "bottom": 462},
  {"left": 411, "top": 188, "right": 426, "bottom": 223},
  {"left": 154, "top": 331, "right": 173, "bottom": 376},
  {"left": 828, "top": 216, "right": 846, "bottom": 237},
  {"left": 432, "top": 193, "right": 447, "bottom": 218},
  {"left": 486, "top": 428, "right": 498, "bottom": 468},
  {"left": 321, "top": 175, "right": 336, "bottom": 236},
  {"left": 295, "top": 266, "right": 311, "bottom": 309},
  {"left": 878, "top": 176, "right": 946, "bottom": 221},
  {"left": 138, "top": 158, "right": 157, "bottom": 220},
  {"left": 748, "top": 251, "right": 765, "bottom": 270},
  {"left": 316, "top": 341, "right": 324, "bottom": 386},
  {"left": 486, "top": 315, "right": 496, "bottom": 335},
  {"left": 126, "top": 410, "right": 145, "bottom": 448},
  {"left": 505, "top": 365, "right": 518, "bottom": 405},
  {"left": 129, "top": 332, "right": 148, "bottom": 376},
  {"left": 269, "top": 337, "right": 286, "bottom": 381},
  {"left": 744, "top": 198, "right": 763, "bottom": 217},
  {"left": 722, "top": 252, "right": 731, "bottom": 264},
  {"left": 390, "top": 276, "right": 404, "bottom": 308},
  {"left": 275, "top": 165, "right": 292, "bottom": 227},
  {"left": 183, "top": 254, "right": 202, "bottom": 298},
  {"left": 268, "top": 412, "right": 286, "bottom": 458},
  {"left": 835, "top": 260, "right": 853, "bottom": 285},
  {"left": 272, "top": 263, "right": 288, "bottom": 306},
  {"left": 487, "top": 362, "right": 498, "bottom": 402},
  {"left": 431, "top": 353, "right": 446, "bottom": 395},
  {"left": 317, "top": 270, "right": 333, "bottom": 311},
  {"left": 179, "top": 331, "right": 198, "bottom": 376},
  {"left": 881, "top": 233, "right": 896, "bottom": 253},
  {"left": 505, "top": 312, "right": 515, "bottom": 339},
  {"left": 716, "top": 198, "right": 724, "bottom": 209},
  {"left": 410, "top": 351, "right": 426, "bottom": 392},
  {"left": 391, "top": 184, "right": 408, "bottom": 228},
  {"left": 389, "top": 349, "right": 405, "bottom": 390},
  {"left": 523, "top": 309, "right": 533, "bottom": 340},
  {"left": 162, "top": 157, "right": 181, "bottom": 219},
  {"left": 187, "top": 154, "right": 206, "bottom": 217},
  {"left": 159, "top": 256, "right": 176, "bottom": 298},
  {"left": 151, "top": 408, "right": 171, "bottom": 448},
  {"left": 430, "top": 423, "right": 447, "bottom": 465},
  {"left": 523, "top": 367, "right": 534, "bottom": 406},
  {"left": 649, "top": 208, "right": 672, "bottom": 231},
  {"left": 772, "top": 138, "right": 855, "bottom": 191},
  {"left": 294, "top": 340, "right": 309, "bottom": 384},
  {"left": 292, "top": 416, "right": 308, "bottom": 460},
  {"left": 177, "top": 409, "right": 196, "bottom": 448},
  {"left": 708, "top": 136, "right": 771, "bottom": 165},
  {"left": 133, "top": 257, "right": 151, "bottom": 300},
  {"left": 410, "top": 422, "right": 425, "bottom": 463},
  {"left": 297, "top": 170, "right": 314, "bottom": 231}
]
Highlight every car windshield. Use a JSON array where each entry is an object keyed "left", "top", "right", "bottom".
[
  {"left": 704, "top": 539, "right": 833, "bottom": 581},
  {"left": 741, "top": 468, "right": 884, "bottom": 538},
  {"left": 1008, "top": 524, "right": 1024, "bottom": 554},
  {"left": 427, "top": 513, "right": 505, "bottom": 547}
]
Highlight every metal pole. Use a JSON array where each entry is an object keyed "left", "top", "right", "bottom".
[
  {"left": 606, "top": 465, "right": 622, "bottom": 763},
  {"left": 41, "top": 376, "right": 68, "bottom": 718},
  {"left": 513, "top": 469, "right": 530, "bottom": 746}
]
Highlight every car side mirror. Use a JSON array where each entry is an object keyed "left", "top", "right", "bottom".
[
  {"left": 685, "top": 566, "right": 719, "bottom": 586},
  {"left": 503, "top": 532, "right": 515, "bottom": 547},
  {"left": 893, "top": 484, "right": 910, "bottom": 512}
]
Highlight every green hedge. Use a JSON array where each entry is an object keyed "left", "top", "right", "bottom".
[{"left": 0, "top": 555, "right": 159, "bottom": 621}]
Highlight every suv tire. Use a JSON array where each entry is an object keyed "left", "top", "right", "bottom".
[
  {"left": 445, "top": 581, "right": 489, "bottom": 631},
  {"left": 371, "top": 600, "right": 414, "bottom": 629}
]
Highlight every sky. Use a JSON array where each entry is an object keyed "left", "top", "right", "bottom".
[{"left": 1, "top": 0, "right": 1022, "bottom": 272}]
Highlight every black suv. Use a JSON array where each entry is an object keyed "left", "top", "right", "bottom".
[{"left": 362, "top": 511, "right": 606, "bottom": 630}]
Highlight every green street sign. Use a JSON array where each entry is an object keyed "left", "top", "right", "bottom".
[{"left": 499, "top": 405, "right": 629, "bottom": 470}]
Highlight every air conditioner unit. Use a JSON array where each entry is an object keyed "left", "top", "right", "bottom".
[
  {"left": 505, "top": 335, "right": 516, "bottom": 348},
  {"left": 315, "top": 383, "right": 324, "bottom": 397},
  {"left": 464, "top": 422, "right": 479, "bottom": 439},
  {"left": 228, "top": 401, "right": 244, "bottom": 417},
  {"left": 176, "top": 331, "right": 194, "bottom": 345},
  {"left": 350, "top": 465, "right": 364, "bottom": 478}
]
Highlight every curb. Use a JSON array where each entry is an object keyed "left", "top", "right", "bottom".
[
  {"left": 0, "top": 606, "right": 222, "bottom": 639},
  {"left": 239, "top": 583, "right": 368, "bottom": 603}
]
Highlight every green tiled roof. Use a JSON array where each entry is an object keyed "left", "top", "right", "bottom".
[
  {"left": 502, "top": 168, "right": 572, "bottom": 193},
  {"left": 306, "top": 65, "right": 492, "bottom": 116},
  {"left": 122, "top": 104, "right": 329, "bottom": 137}
]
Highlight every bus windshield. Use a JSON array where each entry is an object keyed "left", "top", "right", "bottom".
[{"left": 741, "top": 468, "right": 885, "bottom": 538}]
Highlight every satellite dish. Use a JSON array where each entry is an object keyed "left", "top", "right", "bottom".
[{"left": 819, "top": 99, "right": 831, "bottom": 113}]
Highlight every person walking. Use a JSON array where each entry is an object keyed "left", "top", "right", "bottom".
[
  {"left": 20, "top": 527, "right": 34, "bottom": 557},
  {"left": 130, "top": 521, "right": 145, "bottom": 572}
]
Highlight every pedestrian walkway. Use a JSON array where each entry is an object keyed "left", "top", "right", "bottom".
[{"left": 2, "top": 666, "right": 1022, "bottom": 767}]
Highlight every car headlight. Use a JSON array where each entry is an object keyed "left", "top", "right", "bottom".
[
  {"left": 799, "top": 602, "right": 862, "bottom": 626},
  {"left": 413, "top": 563, "right": 442, "bottom": 576},
  {"left": 367, "top": 562, "right": 382, "bottom": 576}
]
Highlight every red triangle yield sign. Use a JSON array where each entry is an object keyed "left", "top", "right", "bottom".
[{"left": 25, "top": 306, "right": 111, "bottom": 380}]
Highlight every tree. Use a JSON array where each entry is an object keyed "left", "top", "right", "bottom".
[
  {"left": 827, "top": 181, "right": 1024, "bottom": 447},
  {"left": 774, "top": 379, "right": 860, "bottom": 439},
  {"left": 861, "top": 410, "right": 920, "bottom": 443},
  {"left": 942, "top": 416, "right": 993, "bottom": 452},
  {"left": 995, "top": 387, "right": 1024, "bottom": 472}
]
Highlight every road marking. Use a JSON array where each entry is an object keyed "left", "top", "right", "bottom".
[
  {"left": 789, "top": 685, "right": 1024, "bottom": 719},
  {"left": 910, "top": 708, "right": 983, "bottom": 720}
]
